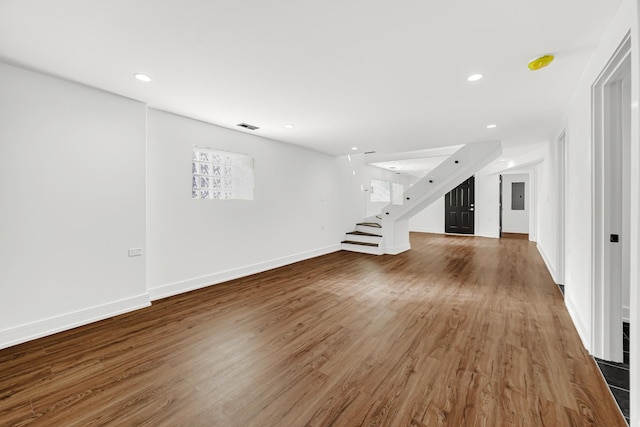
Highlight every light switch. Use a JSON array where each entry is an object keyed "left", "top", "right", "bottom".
[{"left": 128, "top": 248, "right": 143, "bottom": 257}]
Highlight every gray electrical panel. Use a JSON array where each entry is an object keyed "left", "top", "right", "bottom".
[{"left": 512, "top": 182, "right": 525, "bottom": 210}]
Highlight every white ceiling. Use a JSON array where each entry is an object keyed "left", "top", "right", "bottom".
[
  {"left": 371, "top": 157, "right": 449, "bottom": 178},
  {"left": 0, "top": 0, "right": 622, "bottom": 156}
]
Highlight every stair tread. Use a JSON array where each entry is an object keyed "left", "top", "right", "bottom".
[
  {"left": 357, "top": 222, "right": 382, "bottom": 228},
  {"left": 341, "top": 240, "right": 379, "bottom": 247},
  {"left": 346, "top": 231, "right": 382, "bottom": 237}
]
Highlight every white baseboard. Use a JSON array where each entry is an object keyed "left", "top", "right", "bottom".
[
  {"left": 623, "top": 306, "right": 630, "bottom": 323},
  {"left": 536, "top": 243, "right": 558, "bottom": 284},
  {"left": 409, "top": 227, "right": 444, "bottom": 234},
  {"left": 565, "top": 296, "right": 591, "bottom": 352},
  {"left": 502, "top": 228, "right": 529, "bottom": 234},
  {"left": 0, "top": 293, "right": 151, "bottom": 351},
  {"left": 385, "top": 243, "right": 411, "bottom": 255},
  {"left": 148, "top": 244, "right": 341, "bottom": 301},
  {"left": 476, "top": 232, "right": 499, "bottom": 239},
  {"left": 409, "top": 230, "right": 499, "bottom": 239}
]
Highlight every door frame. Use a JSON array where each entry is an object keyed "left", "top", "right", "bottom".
[
  {"left": 498, "top": 171, "right": 535, "bottom": 241},
  {"left": 591, "top": 34, "right": 631, "bottom": 362},
  {"left": 499, "top": 175, "right": 503, "bottom": 238},
  {"left": 557, "top": 131, "right": 567, "bottom": 285}
]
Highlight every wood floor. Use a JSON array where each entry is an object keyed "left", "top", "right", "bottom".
[{"left": 0, "top": 233, "right": 626, "bottom": 426}]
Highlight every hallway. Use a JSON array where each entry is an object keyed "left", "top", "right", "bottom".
[{"left": 0, "top": 233, "right": 626, "bottom": 426}]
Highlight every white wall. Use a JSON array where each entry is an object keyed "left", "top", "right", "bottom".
[
  {"left": 475, "top": 170, "right": 500, "bottom": 239},
  {"left": 0, "top": 63, "right": 149, "bottom": 349},
  {"left": 531, "top": 143, "right": 560, "bottom": 283},
  {"left": 551, "top": 1, "right": 640, "bottom": 420},
  {"left": 363, "top": 165, "right": 413, "bottom": 218},
  {"left": 545, "top": 5, "right": 640, "bottom": 422},
  {"left": 409, "top": 198, "right": 445, "bottom": 233},
  {"left": 553, "top": 0, "right": 637, "bottom": 353},
  {"left": 501, "top": 174, "right": 529, "bottom": 233},
  {"left": 147, "top": 109, "right": 358, "bottom": 299},
  {"left": 0, "top": 64, "right": 363, "bottom": 349}
]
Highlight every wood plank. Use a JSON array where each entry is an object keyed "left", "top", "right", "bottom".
[{"left": 0, "top": 233, "right": 626, "bottom": 426}]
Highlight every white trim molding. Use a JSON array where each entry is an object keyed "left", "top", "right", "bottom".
[
  {"left": 148, "top": 244, "right": 341, "bottom": 301},
  {"left": 0, "top": 293, "right": 151, "bottom": 351},
  {"left": 385, "top": 243, "right": 412, "bottom": 255}
]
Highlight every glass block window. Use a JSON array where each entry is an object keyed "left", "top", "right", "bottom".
[
  {"left": 392, "top": 183, "right": 404, "bottom": 205},
  {"left": 192, "top": 147, "right": 254, "bottom": 200},
  {"left": 370, "top": 179, "right": 391, "bottom": 202}
]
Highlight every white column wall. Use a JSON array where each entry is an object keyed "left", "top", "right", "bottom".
[{"left": 475, "top": 170, "right": 501, "bottom": 239}]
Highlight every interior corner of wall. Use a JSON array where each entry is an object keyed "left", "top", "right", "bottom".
[
  {"left": 565, "top": 295, "right": 592, "bottom": 353},
  {"left": 536, "top": 242, "right": 558, "bottom": 283}
]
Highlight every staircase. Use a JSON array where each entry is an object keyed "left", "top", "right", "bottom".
[
  {"left": 340, "top": 222, "right": 384, "bottom": 255},
  {"left": 342, "top": 140, "right": 502, "bottom": 255}
]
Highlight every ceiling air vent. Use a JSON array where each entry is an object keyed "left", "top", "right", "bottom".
[
  {"left": 364, "top": 151, "right": 376, "bottom": 154},
  {"left": 237, "top": 122, "right": 260, "bottom": 131}
]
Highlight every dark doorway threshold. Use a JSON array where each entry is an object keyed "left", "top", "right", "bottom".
[{"left": 595, "top": 322, "right": 630, "bottom": 424}]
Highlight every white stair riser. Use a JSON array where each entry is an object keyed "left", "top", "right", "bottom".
[
  {"left": 341, "top": 243, "right": 384, "bottom": 255},
  {"left": 344, "top": 234, "right": 382, "bottom": 244}
]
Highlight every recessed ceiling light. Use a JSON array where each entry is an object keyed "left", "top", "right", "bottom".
[
  {"left": 284, "top": 124, "right": 295, "bottom": 129},
  {"left": 487, "top": 124, "right": 497, "bottom": 129},
  {"left": 467, "top": 74, "right": 483, "bottom": 82},
  {"left": 134, "top": 73, "right": 151, "bottom": 82},
  {"left": 351, "top": 147, "right": 358, "bottom": 151}
]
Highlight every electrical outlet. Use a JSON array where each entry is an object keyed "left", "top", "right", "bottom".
[{"left": 128, "top": 248, "right": 143, "bottom": 257}]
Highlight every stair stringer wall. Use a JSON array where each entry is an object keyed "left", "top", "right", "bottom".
[{"left": 378, "top": 141, "right": 502, "bottom": 254}]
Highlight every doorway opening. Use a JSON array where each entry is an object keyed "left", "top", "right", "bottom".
[
  {"left": 499, "top": 173, "right": 530, "bottom": 240},
  {"left": 592, "top": 34, "right": 631, "bottom": 365}
]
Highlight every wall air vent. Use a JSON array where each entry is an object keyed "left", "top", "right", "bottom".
[{"left": 237, "top": 122, "right": 260, "bottom": 131}]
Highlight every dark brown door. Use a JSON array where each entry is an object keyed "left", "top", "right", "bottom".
[{"left": 445, "top": 176, "right": 475, "bottom": 234}]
